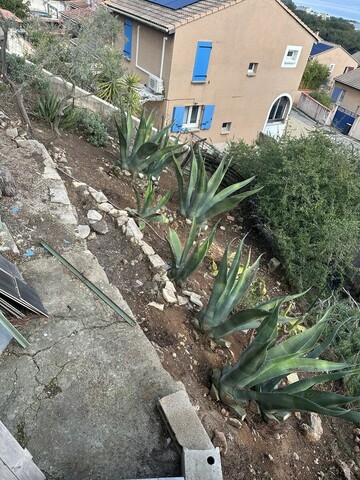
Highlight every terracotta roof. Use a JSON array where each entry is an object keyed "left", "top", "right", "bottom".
[
  {"left": 335, "top": 67, "right": 360, "bottom": 91},
  {"left": 60, "top": 6, "right": 95, "bottom": 22},
  {"left": 0, "top": 8, "right": 22, "bottom": 22}
]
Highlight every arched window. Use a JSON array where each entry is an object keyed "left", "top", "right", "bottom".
[{"left": 267, "top": 96, "right": 290, "bottom": 122}]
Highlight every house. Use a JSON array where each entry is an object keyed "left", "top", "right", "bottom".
[
  {"left": 352, "top": 51, "right": 360, "bottom": 65},
  {"left": 309, "top": 41, "right": 358, "bottom": 89},
  {"left": 104, "top": 0, "right": 318, "bottom": 146},
  {"left": 331, "top": 68, "right": 360, "bottom": 138}
]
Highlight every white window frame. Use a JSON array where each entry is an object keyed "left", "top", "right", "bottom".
[
  {"left": 329, "top": 63, "right": 335, "bottom": 72},
  {"left": 247, "top": 62, "right": 258, "bottom": 76},
  {"left": 182, "top": 105, "right": 202, "bottom": 129},
  {"left": 281, "top": 45, "right": 302, "bottom": 68},
  {"left": 220, "top": 122, "right": 231, "bottom": 134}
]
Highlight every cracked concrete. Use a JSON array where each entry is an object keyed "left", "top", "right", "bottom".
[{"left": 0, "top": 128, "right": 184, "bottom": 479}]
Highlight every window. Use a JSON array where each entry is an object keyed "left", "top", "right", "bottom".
[
  {"left": 183, "top": 105, "right": 201, "bottom": 128},
  {"left": 123, "top": 19, "right": 132, "bottom": 59},
  {"left": 247, "top": 62, "right": 258, "bottom": 76},
  {"left": 192, "top": 41, "right": 212, "bottom": 83},
  {"left": 268, "top": 96, "right": 290, "bottom": 122},
  {"left": 171, "top": 105, "right": 215, "bottom": 132},
  {"left": 221, "top": 122, "right": 231, "bottom": 134},
  {"left": 329, "top": 63, "right": 335, "bottom": 72},
  {"left": 337, "top": 90, "right": 346, "bottom": 104},
  {"left": 344, "top": 66, "right": 355, "bottom": 73},
  {"left": 281, "top": 45, "right": 302, "bottom": 68}
]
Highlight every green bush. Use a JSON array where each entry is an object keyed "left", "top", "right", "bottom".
[
  {"left": 309, "top": 90, "right": 333, "bottom": 108},
  {"left": 300, "top": 60, "right": 330, "bottom": 90},
  {"left": 227, "top": 132, "right": 360, "bottom": 298},
  {"left": 32, "top": 89, "right": 79, "bottom": 129},
  {"left": 6, "top": 54, "right": 47, "bottom": 92},
  {"left": 76, "top": 109, "right": 108, "bottom": 146}
]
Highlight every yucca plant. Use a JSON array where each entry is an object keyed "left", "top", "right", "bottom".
[
  {"left": 167, "top": 221, "right": 217, "bottom": 285},
  {"left": 115, "top": 110, "right": 185, "bottom": 176},
  {"left": 212, "top": 305, "right": 360, "bottom": 423},
  {"left": 132, "top": 179, "right": 170, "bottom": 224},
  {"left": 174, "top": 149, "right": 261, "bottom": 224},
  {"left": 194, "top": 238, "right": 305, "bottom": 340},
  {"left": 32, "top": 89, "right": 79, "bottom": 130}
]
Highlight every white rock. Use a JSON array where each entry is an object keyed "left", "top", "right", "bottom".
[
  {"left": 75, "top": 225, "right": 91, "bottom": 239},
  {"left": 141, "top": 243, "right": 155, "bottom": 256},
  {"left": 190, "top": 293, "right": 203, "bottom": 307},
  {"left": 87, "top": 210, "right": 102, "bottom": 222},
  {"left": 49, "top": 186, "right": 71, "bottom": 205},
  {"left": 182, "top": 290, "right": 192, "bottom": 297},
  {"left": 6, "top": 127, "right": 18, "bottom": 139},
  {"left": 125, "top": 217, "right": 143, "bottom": 241},
  {"left": 138, "top": 172, "right": 145, "bottom": 179},
  {"left": 220, "top": 226, "right": 226, "bottom": 231},
  {"left": 89, "top": 189, "right": 108, "bottom": 204},
  {"left": 109, "top": 209, "right": 122, "bottom": 218},
  {"left": 98, "top": 202, "right": 113, "bottom": 213},
  {"left": 73, "top": 181, "right": 87, "bottom": 188},
  {"left": 162, "top": 287, "right": 177, "bottom": 304},
  {"left": 165, "top": 281, "right": 176, "bottom": 293},
  {"left": 149, "top": 254, "right": 166, "bottom": 269},
  {"left": 177, "top": 295, "right": 188, "bottom": 306},
  {"left": 185, "top": 218, "right": 192, "bottom": 225},
  {"left": 148, "top": 302, "right": 164, "bottom": 311},
  {"left": 116, "top": 216, "right": 128, "bottom": 228},
  {"left": 123, "top": 170, "right": 132, "bottom": 177}
]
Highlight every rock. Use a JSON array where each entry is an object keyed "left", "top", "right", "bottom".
[
  {"left": 177, "top": 295, "right": 188, "bottom": 306},
  {"left": 135, "top": 280, "right": 143, "bottom": 287},
  {"left": 123, "top": 170, "right": 132, "bottom": 177},
  {"left": 75, "top": 225, "right": 91, "bottom": 239},
  {"left": 89, "top": 188, "right": 108, "bottom": 204},
  {"left": 148, "top": 254, "right": 166, "bottom": 269},
  {"left": 138, "top": 172, "right": 145, "bottom": 179},
  {"left": 190, "top": 293, "right": 203, "bottom": 307},
  {"left": 162, "top": 286, "right": 177, "bottom": 304},
  {"left": 6, "top": 127, "right": 18, "bottom": 139},
  {"left": 353, "top": 428, "right": 360, "bottom": 435},
  {"left": 287, "top": 373, "right": 299, "bottom": 384},
  {"left": 220, "top": 226, "right": 226, "bottom": 231},
  {"left": 185, "top": 219, "right": 192, "bottom": 225},
  {"left": 148, "top": 301, "right": 165, "bottom": 311},
  {"left": 274, "top": 433, "right": 281, "bottom": 441},
  {"left": 0, "top": 166, "right": 16, "bottom": 197},
  {"left": 49, "top": 186, "right": 71, "bottom": 205},
  {"left": 90, "top": 220, "right": 109, "bottom": 235},
  {"left": 300, "top": 413, "right": 323, "bottom": 443},
  {"left": 87, "top": 210, "right": 102, "bottom": 222},
  {"left": 212, "top": 430, "right": 228, "bottom": 456},
  {"left": 116, "top": 216, "right": 128, "bottom": 228},
  {"left": 73, "top": 181, "right": 87, "bottom": 188},
  {"left": 98, "top": 202, "right": 113, "bottom": 213},
  {"left": 141, "top": 243, "right": 155, "bottom": 256},
  {"left": 268, "top": 257, "right": 281, "bottom": 273},
  {"left": 228, "top": 417, "right": 242, "bottom": 428},
  {"left": 152, "top": 273, "right": 162, "bottom": 283},
  {"left": 267, "top": 453, "right": 274, "bottom": 462},
  {"left": 125, "top": 218, "right": 143, "bottom": 241},
  {"left": 292, "top": 452, "right": 300, "bottom": 462},
  {"left": 227, "top": 215, "right": 235, "bottom": 221},
  {"left": 0, "top": 223, "right": 19, "bottom": 254},
  {"left": 336, "top": 460, "right": 352, "bottom": 480},
  {"left": 182, "top": 290, "right": 192, "bottom": 297},
  {"left": 165, "top": 281, "right": 176, "bottom": 292},
  {"left": 0, "top": 110, "right": 9, "bottom": 120},
  {"left": 109, "top": 208, "right": 126, "bottom": 218}
]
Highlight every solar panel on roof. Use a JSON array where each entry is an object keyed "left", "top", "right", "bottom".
[
  {"left": 310, "top": 42, "right": 334, "bottom": 57},
  {"left": 145, "top": 0, "right": 200, "bottom": 10}
]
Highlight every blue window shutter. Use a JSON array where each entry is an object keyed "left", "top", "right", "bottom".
[
  {"left": 200, "top": 105, "right": 215, "bottom": 130},
  {"left": 171, "top": 106, "right": 185, "bottom": 133},
  {"left": 331, "top": 86, "right": 341, "bottom": 102},
  {"left": 192, "top": 41, "right": 212, "bottom": 82},
  {"left": 124, "top": 19, "right": 132, "bottom": 59}
]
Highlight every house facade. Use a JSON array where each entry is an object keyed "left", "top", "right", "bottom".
[
  {"left": 309, "top": 41, "right": 358, "bottom": 89},
  {"left": 331, "top": 68, "right": 360, "bottom": 139},
  {"left": 105, "top": 0, "right": 318, "bottom": 146}
]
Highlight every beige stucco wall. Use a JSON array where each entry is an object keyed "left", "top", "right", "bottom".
[
  {"left": 114, "top": 0, "right": 316, "bottom": 144},
  {"left": 314, "top": 46, "right": 358, "bottom": 89},
  {"left": 335, "top": 82, "right": 360, "bottom": 113}
]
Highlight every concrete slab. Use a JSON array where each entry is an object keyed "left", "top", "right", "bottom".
[{"left": 0, "top": 130, "right": 184, "bottom": 480}]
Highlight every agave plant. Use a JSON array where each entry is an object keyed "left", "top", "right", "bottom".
[
  {"left": 132, "top": 179, "right": 170, "bottom": 224},
  {"left": 212, "top": 306, "right": 360, "bottom": 423},
  {"left": 167, "top": 221, "right": 217, "bottom": 285},
  {"left": 174, "top": 149, "right": 261, "bottom": 224},
  {"left": 115, "top": 110, "right": 185, "bottom": 176},
  {"left": 194, "top": 238, "right": 305, "bottom": 341}
]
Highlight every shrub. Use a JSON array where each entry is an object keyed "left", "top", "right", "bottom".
[
  {"left": 300, "top": 60, "right": 330, "bottom": 90},
  {"left": 309, "top": 90, "right": 333, "bottom": 108},
  {"left": 6, "top": 54, "right": 47, "bottom": 92},
  {"left": 32, "top": 89, "right": 79, "bottom": 129},
  {"left": 76, "top": 109, "right": 108, "bottom": 146},
  {"left": 212, "top": 305, "right": 360, "bottom": 423},
  {"left": 227, "top": 132, "right": 360, "bottom": 298}
]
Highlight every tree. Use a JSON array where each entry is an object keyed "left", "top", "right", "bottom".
[
  {"left": 0, "top": 0, "right": 29, "bottom": 19},
  {"left": 28, "top": 7, "right": 141, "bottom": 134},
  {"left": 300, "top": 59, "right": 330, "bottom": 90}
]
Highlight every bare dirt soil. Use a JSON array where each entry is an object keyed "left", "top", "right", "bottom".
[{"left": 1, "top": 91, "right": 359, "bottom": 480}]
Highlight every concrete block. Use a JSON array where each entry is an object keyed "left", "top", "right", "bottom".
[
  {"left": 182, "top": 447, "right": 223, "bottom": 480},
  {"left": 159, "top": 390, "right": 213, "bottom": 451}
]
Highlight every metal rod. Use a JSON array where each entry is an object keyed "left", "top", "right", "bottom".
[{"left": 40, "top": 240, "right": 136, "bottom": 327}]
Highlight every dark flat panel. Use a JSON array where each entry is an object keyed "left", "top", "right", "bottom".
[{"left": 145, "top": 0, "right": 200, "bottom": 9}]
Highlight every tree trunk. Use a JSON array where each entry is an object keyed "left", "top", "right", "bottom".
[
  {"left": 1, "top": 28, "right": 8, "bottom": 78},
  {"left": 7, "top": 78, "right": 33, "bottom": 134}
]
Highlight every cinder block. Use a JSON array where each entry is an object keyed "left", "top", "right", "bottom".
[
  {"left": 182, "top": 447, "right": 223, "bottom": 480},
  {"left": 159, "top": 391, "right": 213, "bottom": 451}
]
